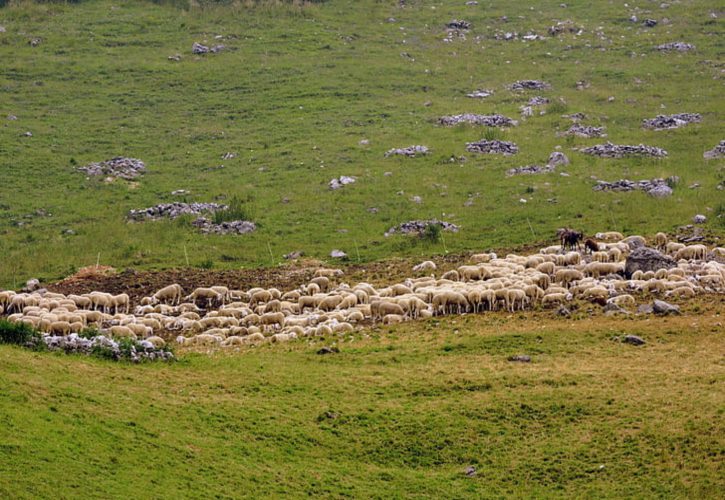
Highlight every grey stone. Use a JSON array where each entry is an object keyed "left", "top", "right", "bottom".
[
  {"left": 284, "top": 250, "right": 304, "bottom": 260},
  {"left": 466, "top": 139, "right": 518, "bottom": 155},
  {"left": 548, "top": 151, "right": 569, "bottom": 167},
  {"left": 623, "top": 335, "right": 646, "bottom": 346},
  {"left": 385, "top": 219, "right": 459, "bottom": 237},
  {"left": 582, "top": 142, "right": 667, "bottom": 158},
  {"left": 506, "top": 164, "right": 554, "bottom": 177},
  {"left": 592, "top": 178, "right": 673, "bottom": 197},
  {"left": 192, "top": 217, "right": 256, "bottom": 235},
  {"left": 385, "top": 145, "right": 429, "bottom": 157},
  {"left": 447, "top": 20, "right": 471, "bottom": 30},
  {"left": 508, "top": 80, "right": 551, "bottom": 91},
  {"left": 23, "top": 279, "right": 40, "bottom": 292},
  {"left": 564, "top": 123, "right": 606, "bottom": 137},
  {"left": 557, "top": 306, "right": 571, "bottom": 317},
  {"left": 464, "top": 466, "right": 477, "bottom": 477},
  {"left": 317, "top": 346, "right": 340, "bottom": 355},
  {"left": 466, "top": 89, "right": 493, "bottom": 99},
  {"left": 508, "top": 355, "right": 531, "bottom": 362},
  {"left": 647, "top": 184, "right": 673, "bottom": 198},
  {"left": 693, "top": 214, "right": 707, "bottom": 224},
  {"left": 625, "top": 247, "right": 676, "bottom": 278},
  {"left": 330, "top": 249, "right": 348, "bottom": 259},
  {"left": 642, "top": 113, "right": 701, "bottom": 130},
  {"left": 128, "top": 202, "right": 227, "bottom": 221},
  {"left": 703, "top": 141, "right": 725, "bottom": 159},
  {"left": 192, "top": 42, "right": 209, "bottom": 54},
  {"left": 438, "top": 114, "right": 517, "bottom": 127},
  {"left": 329, "top": 176, "right": 357, "bottom": 190},
  {"left": 78, "top": 157, "right": 146, "bottom": 180},
  {"left": 653, "top": 299, "right": 680, "bottom": 315},
  {"left": 656, "top": 41, "right": 695, "bottom": 51}
]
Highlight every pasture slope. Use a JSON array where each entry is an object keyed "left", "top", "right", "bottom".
[
  {"left": 0, "top": 0, "right": 724, "bottom": 498},
  {"left": 1, "top": 300, "right": 723, "bottom": 498},
  {"left": 0, "top": 0, "right": 723, "bottom": 287}
]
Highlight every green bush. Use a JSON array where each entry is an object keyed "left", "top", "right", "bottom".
[
  {"left": 420, "top": 223, "right": 442, "bottom": 244},
  {"left": 212, "top": 195, "right": 253, "bottom": 224},
  {"left": 0, "top": 319, "right": 38, "bottom": 345}
]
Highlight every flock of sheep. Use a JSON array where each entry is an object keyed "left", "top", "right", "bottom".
[{"left": 1, "top": 231, "right": 723, "bottom": 350}]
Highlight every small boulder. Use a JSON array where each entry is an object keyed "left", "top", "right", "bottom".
[
  {"left": 637, "top": 304, "right": 654, "bottom": 315},
  {"left": 693, "top": 214, "right": 707, "bottom": 224},
  {"left": 317, "top": 346, "right": 340, "bottom": 355},
  {"left": 653, "top": 299, "right": 680, "bottom": 315},
  {"left": 647, "top": 184, "right": 673, "bottom": 198},
  {"left": 508, "top": 355, "right": 532, "bottom": 363},
  {"left": 23, "top": 278, "right": 40, "bottom": 292},
  {"left": 548, "top": 151, "right": 569, "bottom": 167},
  {"left": 622, "top": 335, "right": 646, "bottom": 346},
  {"left": 464, "top": 466, "right": 477, "bottom": 477}
]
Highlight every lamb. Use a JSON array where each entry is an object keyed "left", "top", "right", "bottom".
[{"left": 654, "top": 232, "right": 668, "bottom": 250}]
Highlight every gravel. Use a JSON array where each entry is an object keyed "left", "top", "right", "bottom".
[
  {"left": 385, "top": 219, "right": 459, "bottom": 237},
  {"left": 77, "top": 157, "right": 146, "bottom": 180},
  {"left": 128, "top": 202, "right": 227, "bottom": 221},
  {"left": 642, "top": 113, "right": 701, "bottom": 130},
  {"left": 438, "top": 114, "right": 518, "bottom": 127},
  {"left": 582, "top": 142, "right": 667, "bottom": 158},
  {"left": 466, "top": 139, "right": 519, "bottom": 155}
]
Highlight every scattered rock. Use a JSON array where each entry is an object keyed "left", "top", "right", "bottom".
[
  {"left": 284, "top": 250, "right": 304, "bottom": 260},
  {"left": 506, "top": 164, "right": 554, "bottom": 176},
  {"left": 548, "top": 152, "right": 569, "bottom": 167},
  {"left": 410, "top": 195, "right": 422, "bottom": 204},
  {"left": 466, "top": 89, "right": 493, "bottom": 98},
  {"left": 464, "top": 466, "right": 477, "bottom": 477},
  {"left": 582, "top": 142, "right": 667, "bottom": 158},
  {"left": 647, "top": 184, "right": 673, "bottom": 198},
  {"left": 703, "top": 140, "right": 725, "bottom": 159},
  {"left": 653, "top": 299, "right": 680, "bottom": 315},
  {"left": 168, "top": 54, "right": 181, "bottom": 61},
  {"left": 642, "top": 113, "right": 701, "bottom": 130},
  {"left": 385, "top": 219, "right": 459, "bottom": 237},
  {"left": 508, "top": 354, "right": 532, "bottom": 362},
  {"left": 128, "top": 202, "right": 227, "bottom": 221},
  {"left": 528, "top": 96, "right": 549, "bottom": 106},
  {"left": 563, "top": 112, "right": 587, "bottom": 122},
  {"left": 192, "top": 217, "right": 256, "bottom": 235},
  {"left": 317, "top": 346, "right": 340, "bottom": 355},
  {"left": 192, "top": 42, "right": 209, "bottom": 54},
  {"left": 656, "top": 42, "right": 695, "bottom": 51},
  {"left": 693, "top": 214, "right": 707, "bottom": 224},
  {"left": 7, "top": 114, "right": 17, "bottom": 121},
  {"left": 622, "top": 335, "right": 646, "bottom": 346},
  {"left": 222, "top": 152, "right": 237, "bottom": 160},
  {"left": 604, "top": 302, "right": 628, "bottom": 315},
  {"left": 466, "top": 139, "right": 519, "bottom": 155},
  {"left": 171, "top": 189, "right": 189, "bottom": 196},
  {"left": 41, "top": 333, "right": 173, "bottom": 361},
  {"left": 385, "top": 145, "right": 429, "bottom": 157},
  {"left": 508, "top": 80, "right": 551, "bottom": 91},
  {"left": 563, "top": 123, "right": 606, "bottom": 137},
  {"left": 625, "top": 247, "right": 676, "bottom": 278},
  {"left": 438, "top": 114, "right": 517, "bottom": 127},
  {"left": 643, "top": 18, "right": 658, "bottom": 27},
  {"left": 329, "top": 176, "right": 357, "bottom": 190},
  {"left": 330, "top": 249, "right": 348, "bottom": 259},
  {"left": 29, "top": 38, "right": 41, "bottom": 47},
  {"left": 447, "top": 20, "right": 471, "bottom": 30},
  {"left": 22, "top": 131, "right": 32, "bottom": 137},
  {"left": 77, "top": 157, "right": 146, "bottom": 180}
]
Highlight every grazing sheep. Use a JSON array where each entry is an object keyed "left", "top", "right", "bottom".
[
  {"left": 109, "top": 325, "right": 137, "bottom": 340},
  {"left": 595, "top": 231, "right": 624, "bottom": 242},
  {"left": 413, "top": 260, "right": 437, "bottom": 272},
  {"left": 152, "top": 284, "right": 184, "bottom": 306},
  {"left": 146, "top": 336, "right": 166, "bottom": 348},
  {"left": 654, "top": 232, "right": 668, "bottom": 250},
  {"left": 383, "top": 314, "right": 404, "bottom": 325}
]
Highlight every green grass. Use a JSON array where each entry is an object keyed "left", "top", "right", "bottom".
[
  {"left": 0, "top": 0, "right": 723, "bottom": 287},
  {"left": 0, "top": 311, "right": 723, "bottom": 498}
]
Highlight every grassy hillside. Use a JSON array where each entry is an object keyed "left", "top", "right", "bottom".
[
  {"left": 1, "top": 307, "right": 723, "bottom": 498},
  {"left": 0, "top": 0, "right": 722, "bottom": 287}
]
